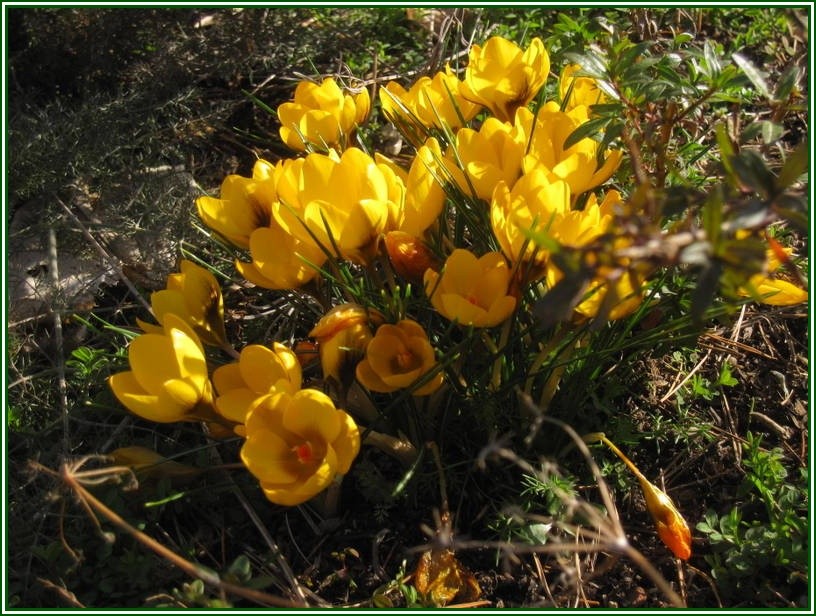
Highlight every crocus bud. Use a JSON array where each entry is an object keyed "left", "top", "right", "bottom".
[
  {"left": 638, "top": 476, "right": 692, "bottom": 561},
  {"left": 309, "top": 303, "right": 384, "bottom": 392},
  {"left": 588, "top": 433, "right": 692, "bottom": 560},
  {"left": 293, "top": 339, "right": 320, "bottom": 369},
  {"left": 384, "top": 231, "right": 437, "bottom": 284}
]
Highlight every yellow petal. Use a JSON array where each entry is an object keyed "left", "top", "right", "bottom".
[
  {"left": 443, "top": 249, "right": 480, "bottom": 293},
  {"left": 747, "top": 276, "right": 808, "bottom": 306},
  {"left": 353, "top": 86, "right": 371, "bottom": 124},
  {"left": 108, "top": 373, "right": 188, "bottom": 423},
  {"left": 332, "top": 411, "right": 361, "bottom": 474},
  {"left": 248, "top": 226, "right": 325, "bottom": 289},
  {"left": 272, "top": 342, "right": 302, "bottom": 377},
  {"left": 300, "top": 153, "right": 338, "bottom": 205},
  {"left": 167, "top": 327, "right": 207, "bottom": 382},
  {"left": 128, "top": 334, "right": 180, "bottom": 394},
  {"left": 413, "top": 371, "right": 445, "bottom": 397},
  {"left": 300, "top": 111, "right": 342, "bottom": 147},
  {"left": 135, "top": 317, "right": 164, "bottom": 335},
  {"left": 484, "top": 295, "right": 518, "bottom": 327},
  {"left": 282, "top": 389, "right": 342, "bottom": 444},
  {"left": 195, "top": 175, "right": 269, "bottom": 248},
  {"left": 234, "top": 258, "right": 281, "bottom": 290},
  {"left": 240, "top": 345, "right": 287, "bottom": 393},
  {"left": 474, "top": 253, "right": 512, "bottom": 306},
  {"left": 259, "top": 454, "right": 335, "bottom": 506},
  {"left": 212, "top": 362, "right": 244, "bottom": 395},
  {"left": 178, "top": 261, "right": 227, "bottom": 343},
  {"left": 355, "top": 358, "right": 396, "bottom": 393},
  {"left": 438, "top": 293, "right": 489, "bottom": 325},
  {"left": 109, "top": 371, "right": 144, "bottom": 401},
  {"left": 214, "top": 388, "right": 258, "bottom": 424},
  {"left": 163, "top": 378, "right": 202, "bottom": 408},
  {"left": 149, "top": 289, "right": 190, "bottom": 324},
  {"left": 242, "top": 429, "right": 300, "bottom": 485}
]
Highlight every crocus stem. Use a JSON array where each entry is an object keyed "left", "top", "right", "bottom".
[
  {"left": 479, "top": 330, "right": 501, "bottom": 390},
  {"left": 530, "top": 328, "right": 582, "bottom": 409},
  {"left": 524, "top": 326, "right": 570, "bottom": 397},
  {"left": 591, "top": 432, "right": 647, "bottom": 482},
  {"left": 220, "top": 341, "right": 241, "bottom": 360},
  {"left": 363, "top": 429, "right": 419, "bottom": 467},
  {"left": 491, "top": 316, "right": 513, "bottom": 390},
  {"left": 322, "top": 474, "right": 343, "bottom": 519}
]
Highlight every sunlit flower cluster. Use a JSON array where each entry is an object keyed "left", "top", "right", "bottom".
[{"left": 108, "top": 33, "right": 807, "bottom": 518}]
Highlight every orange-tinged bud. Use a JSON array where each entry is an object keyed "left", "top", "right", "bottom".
[
  {"left": 309, "top": 303, "right": 384, "bottom": 390},
  {"left": 637, "top": 476, "right": 693, "bottom": 560},
  {"left": 384, "top": 231, "right": 437, "bottom": 284},
  {"left": 589, "top": 433, "right": 693, "bottom": 560},
  {"left": 293, "top": 339, "right": 320, "bottom": 369}
]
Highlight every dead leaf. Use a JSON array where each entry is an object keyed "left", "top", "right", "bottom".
[{"left": 413, "top": 548, "right": 481, "bottom": 607}]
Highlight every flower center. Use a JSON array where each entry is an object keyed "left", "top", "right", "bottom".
[
  {"left": 293, "top": 442, "right": 314, "bottom": 464},
  {"left": 396, "top": 350, "right": 415, "bottom": 371}
]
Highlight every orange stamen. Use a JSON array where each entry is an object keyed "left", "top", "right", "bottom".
[
  {"left": 294, "top": 442, "right": 313, "bottom": 464},
  {"left": 396, "top": 350, "right": 414, "bottom": 370}
]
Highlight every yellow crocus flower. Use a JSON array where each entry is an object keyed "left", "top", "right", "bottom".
[
  {"left": 380, "top": 65, "right": 481, "bottom": 133},
  {"left": 746, "top": 276, "right": 808, "bottom": 306},
  {"left": 278, "top": 77, "right": 370, "bottom": 152},
  {"left": 740, "top": 245, "right": 808, "bottom": 306},
  {"left": 401, "top": 137, "right": 447, "bottom": 236},
  {"left": 196, "top": 159, "right": 278, "bottom": 249},
  {"left": 136, "top": 259, "right": 228, "bottom": 348},
  {"left": 241, "top": 389, "right": 361, "bottom": 506},
  {"left": 539, "top": 190, "right": 644, "bottom": 321},
  {"left": 424, "top": 249, "right": 517, "bottom": 328},
  {"left": 383, "top": 231, "right": 438, "bottom": 285},
  {"left": 559, "top": 63, "right": 607, "bottom": 111},
  {"left": 520, "top": 103, "right": 623, "bottom": 198},
  {"left": 490, "top": 167, "right": 572, "bottom": 267},
  {"left": 373, "top": 137, "right": 447, "bottom": 237},
  {"left": 234, "top": 219, "right": 327, "bottom": 290},
  {"left": 108, "top": 314, "right": 216, "bottom": 424},
  {"left": 212, "top": 343, "right": 302, "bottom": 431},
  {"left": 273, "top": 148, "right": 404, "bottom": 265},
  {"left": 445, "top": 116, "right": 527, "bottom": 202},
  {"left": 197, "top": 158, "right": 326, "bottom": 290},
  {"left": 589, "top": 433, "right": 692, "bottom": 561},
  {"left": 356, "top": 320, "right": 444, "bottom": 396},
  {"left": 309, "top": 303, "right": 384, "bottom": 390},
  {"left": 461, "top": 35, "right": 550, "bottom": 123}
]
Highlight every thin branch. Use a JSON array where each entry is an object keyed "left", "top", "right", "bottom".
[
  {"left": 49, "top": 459, "right": 306, "bottom": 608},
  {"left": 47, "top": 227, "right": 70, "bottom": 454}
]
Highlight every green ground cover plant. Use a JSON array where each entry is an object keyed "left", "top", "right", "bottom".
[{"left": 5, "top": 7, "right": 810, "bottom": 609}]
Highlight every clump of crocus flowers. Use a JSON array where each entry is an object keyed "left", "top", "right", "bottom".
[{"left": 108, "top": 32, "right": 807, "bottom": 528}]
